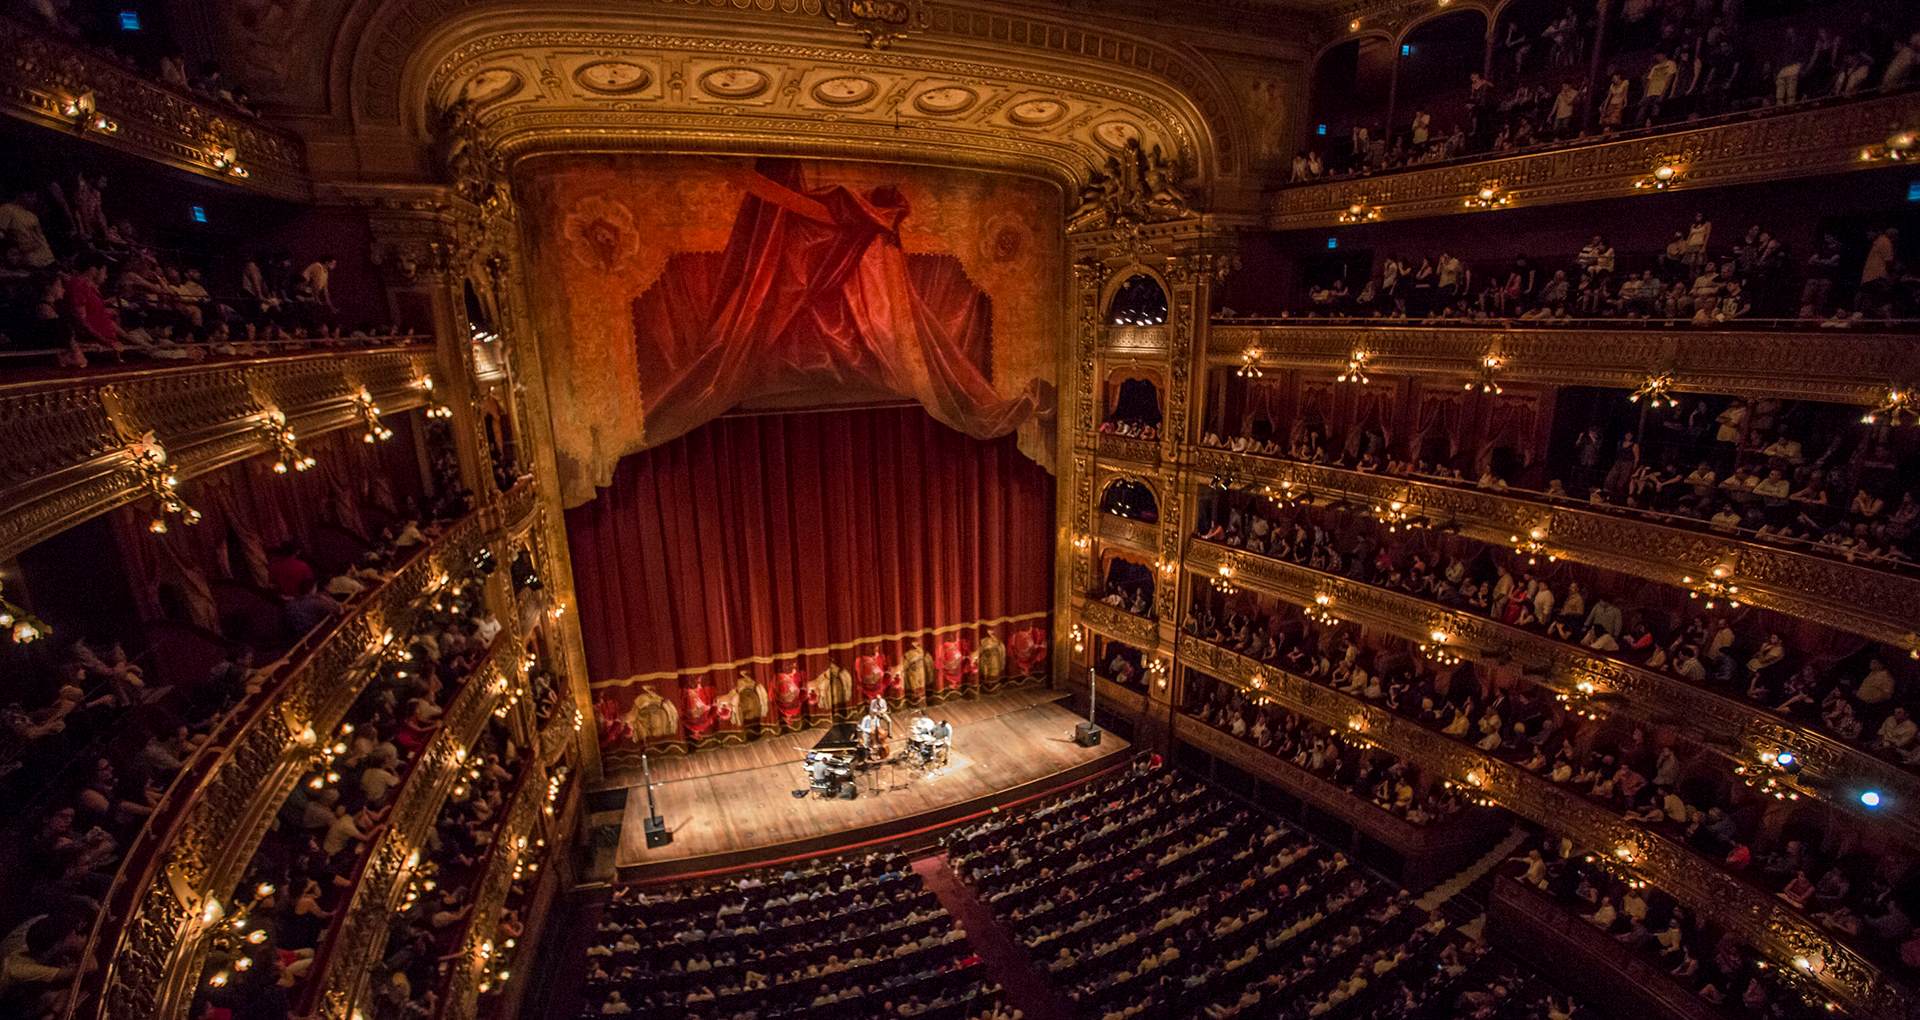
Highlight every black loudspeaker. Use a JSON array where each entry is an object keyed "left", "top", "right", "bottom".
[
  {"left": 1074, "top": 722, "right": 1103, "bottom": 747},
  {"left": 643, "top": 815, "right": 672, "bottom": 848}
]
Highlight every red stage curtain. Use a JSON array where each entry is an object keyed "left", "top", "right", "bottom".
[{"left": 565, "top": 403, "right": 1054, "bottom": 762}]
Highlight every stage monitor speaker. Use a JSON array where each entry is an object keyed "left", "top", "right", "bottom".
[
  {"left": 1075, "top": 721, "right": 1102, "bottom": 747},
  {"left": 643, "top": 815, "right": 672, "bottom": 848}
]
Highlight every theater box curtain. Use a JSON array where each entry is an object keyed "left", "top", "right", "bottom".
[{"left": 566, "top": 404, "right": 1054, "bottom": 764}]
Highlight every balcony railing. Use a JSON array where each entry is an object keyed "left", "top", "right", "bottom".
[
  {"left": 1176, "top": 633, "right": 1908, "bottom": 1020},
  {"left": 1189, "top": 447, "right": 1920, "bottom": 649},
  {"left": 1207, "top": 323, "right": 1907, "bottom": 407},
  {"left": 1268, "top": 91, "right": 1920, "bottom": 229},
  {"left": 0, "top": 14, "right": 309, "bottom": 198},
  {"left": 1095, "top": 512, "right": 1159, "bottom": 554},
  {"left": 298, "top": 636, "right": 523, "bottom": 1020},
  {"left": 439, "top": 757, "right": 553, "bottom": 1019},
  {"left": 1095, "top": 432, "right": 1161, "bottom": 465},
  {"left": 1181, "top": 540, "right": 1920, "bottom": 844},
  {"left": 69, "top": 501, "right": 499, "bottom": 1020},
  {"left": 0, "top": 344, "right": 436, "bottom": 563},
  {"left": 1076, "top": 596, "right": 1161, "bottom": 648}
]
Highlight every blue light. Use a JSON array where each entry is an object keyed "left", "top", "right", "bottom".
[
  {"left": 1861, "top": 790, "right": 1883, "bottom": 808},
  {"left": 189, "top": 205, "right": 207, "bottom": 224},
  {"left": 1907, "top": 180, "right": 1920, "bottom": 203},
  {"left": 118, "top": 10, "right": 142, "bottom": 31},
  {"left": 1316, "top": 123, "right": 1328, "bottom": 136},
  {"left": 1401, "top": 43, "right": 1413, "bottom": 56},
  {"left": 1776, "top": 751, "right": 1796, "bottom": 768},
  {"left": 1326, "top": 237, "right": 1339, "bottom": 250}
]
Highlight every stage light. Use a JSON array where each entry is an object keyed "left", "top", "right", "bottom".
[{"left": 1861, "top": 790, "right": 1883, "bottom": 808}]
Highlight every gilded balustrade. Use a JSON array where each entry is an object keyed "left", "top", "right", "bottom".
[
  {"left": 1095, "top": 432, "right": 1161, "bottom": 466},
  {"left": 1206, "top": 324, "right": 1914, "bottom": 408},
  {"left": 1176, "top": 634, "right": 1906, "bottom": 1020},
  {"left": 1267, "top": 91, "right": 1920, "bottom": 230},
  {"left": 301, "top": 636, "right": 525, "bottom": 1020},
  {"left": 1094, "top": 512, "right": 1159, "bottom": 555},
  {"left": 1180, "top": 539, "right": 1920, "bottom": 844},
  {"left": 1075, "top": 595, "right": 1162, "bottom": 649},
  {"left": 0, "top": 346, "right": 436, "bottom": 564},
  {"left": 1189, "top": 447, "right": 1920, "bottom": 648},
  {"left": 0, "top": 15, "right": 308, "bottom": 198},
  {"left": 439, "top": 753, "right": 550, "bottom": 1020},
  {"left": 72, "top": 503, "right": 497, "bottom": 1020}
]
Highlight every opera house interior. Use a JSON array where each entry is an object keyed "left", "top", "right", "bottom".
[{"left": 5, "top": 0, "right": 1920, "bottom": 1018}]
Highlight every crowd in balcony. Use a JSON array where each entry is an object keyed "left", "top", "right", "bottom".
[
  {"left": 0, "top": 171, "right": 410, "bottom": 368},
  {"left": 1185, "top": 671, "right": 1469, "bottom": 826},
  {"left": 0, "top": 494, "right": 463, "bottom": 1020},
  {"left": 1192, "top": 488, "right": 1920, "bottom": 776},
  {"left": 946, "top": 761, "right": 1579, "bottom": 1019},
  {"left": 1255, "top": 211, "right": 1913, "bottom": 324},
  {"left": 187, "top": 573, "right": 508, "bottom": 1018},
  {"left": 363, "top": 729, "right": 529, "bottom": 1020},
  {"left": 1181, "top": 581, "right": 1920, "bottom": 971},
  {"left": 13, "top": 0, "right": 265, "bottom": 117},
  {"left": 1506, "top": 834, "right": 1841, "bottom": 1017},
  {"left": 1292, "top": 0, "right": 1918, "bottom": 184},
  {"left": 582, "top": 850, "right": 1009, "bottom": 1020},
  {"left": 1204, "top": 383, "right": 1920, "bottom": 574}
]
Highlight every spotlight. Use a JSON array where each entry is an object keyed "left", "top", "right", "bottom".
[{"left": 1861, "top": 790, "right": 1883, "bottom": 808}]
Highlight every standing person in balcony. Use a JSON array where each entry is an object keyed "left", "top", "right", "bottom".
[{"left": 1639, "top": 51, "right": 1680, "bottom": 124}]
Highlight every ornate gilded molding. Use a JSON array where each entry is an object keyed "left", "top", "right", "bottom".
[
  {"left": 1096, "top": 675, "right": 1148, "bottom": 717},
  {"left": 1180, "top": 540, "right": 1920, "bottom": 845},
  {"left": 0, "top": 15, "right": 307, "bottom": 199},
  {"left": 304, "top": 643, "right": 522, "bottom": 1020},
  {"left": 1269, "top": 92, "right": 1920, "bottom": 229},
  {"left": 1075, "top": 595, "right": 1160, "bottom": 648},
  {"left": 1096, "top": 432, "right": 1161, "bottom": 466},
  {"left": 1191, "top": 448, "right": 1920, "bottom": 647},
  {"left": 440, "top": 756, "right": 547, "bottom": 1020},
  {"left": 0, "top": 348, "right": 435, "bottom": 565},
  {"left": 1206, "top": 324, "right": 1917, "bottom": 408},
  {"left": 1178, "top": 634, "right": 1908, "bottom": 1020},
  {"left": 1096, "top": 512, "right": 1159, "bottom": 555},
  {"left": 1101, "top": 326, "right": 1171, "bottom": 357},
  {"left": 76, "top": 507, "right": 499, "bottom": 1020}
]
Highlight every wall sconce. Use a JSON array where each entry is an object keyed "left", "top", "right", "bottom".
[
  {"left": 1632, "top": 161, "right": 1682, "bottom": 190},
  {"left": 354, "top": 387, "right": 395, "bottom": 443},
  {"left": 419, "top": 375, "right": 454, "bottom": 419},
  {"left": 1236, "top": 347, "right": 1264, "bottom": 379},
  {"left": 1337, "top": 201, "right": 1380, "bottom": 225},
  {"left": 1210, "top": 561, "right": 1238, "bottom": 595},
  {"left": 1071, "top": 623, "right": 1086, "bottom": 653},
  {"left": 1155, "top": 557, "right": 1178, "bottom": 578},
  {"left": 130, "top": 435, "right": 202, "bottom": 533},
  {"left": 61, "top": 91, "right": 117, "bottom": 133},
  {"left": 1349, "top": 18, "right": 1361, "bottom": 30},
  {"left": 1735, "top": 748, "right": 1803, "bottom": 801},
  {"left": 1372, "top": 498, "right": 1421, "bottom": 533},
  {"left": 1465, "top": 352, "right": 1504, "bottom": 394},
  {"left": 1510, "top": 526, "right": 1555, "bottom": 565},
  {"left": 1148, "top": 658, "right": 1168, "bottom": 689},
  {"left": 1072, "top": 534, "right": 1091, "bottom": 552},
  {"left": 1683, "top": 564, "right": 1740, "bottom": 609},
  {"left": 262, "top": 410, "right": 317, "bottom": 475},
  {"left": 1462, "top": 182, "right": 1511, "bottom": 210},
  {"left": 1861, "top": 387, "right": 1917, "bottom": 426},
  {"left": 1419, "top": 629, "right": 1463, "bottom": 666},
  {"left": 1554, "top": 679, "right": 1606, "bottom": 720},
  {"left": 0, "top": 579, "right": 48, "bottom": 644},
  {"left": 1629, "top": 372, "right": 1679, "bottom": 408},
  {"left": 1336, "top": 349, "right": 1371, "bottom": 385},
  {"left": 206, "top": 145, "right": 250, "bottom": 178},
  {"left": 1304, "top": 593, "right": 1337, "bottom": 626},
  {"left": 1860, "top": 131, "right": 1917, "bottom": 163}
]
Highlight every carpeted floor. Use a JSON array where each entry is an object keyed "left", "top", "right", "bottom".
[{"left": 913, "top": 853, "right": 1077, "bottom": 1020}]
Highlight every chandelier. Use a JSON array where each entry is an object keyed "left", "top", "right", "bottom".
[
  {"left": 1336, "top": 350, "right": 1372, "bottom": 385},
  {"left": 1304, "top": 593, "right": 1338, "bottom": 626},
  {"left": 1682, "top": 565, "right": 1741, "bottom": 609},
  {"left": 1236, "top": 347, "right": 1265, "bottom": 379},
  {"left": 263, "top": 411, "right": 316, "bottom": 475},
  {"left": 354, "top": 387, "right": 396, "bottom": 443},
  {"left": 1465, "top": 352, "right": 1504, "bottom": 395},
  {"left": 1861, "top": 387, "right": 1917, "bottom": 426},
  {"left": 1462, "top": 182, "right": 1511, "bottom": 210},
  {"left": 1210, "top": 561, "right": 1238, "bottom": 595},
  {"left": 1628, "top": 373, "right": 1679, "bottom": 409},
  {"left": 1510, "top": 527, "right": 1555, "bottom": 565},
  {"left": 130, "top": 435, "right": 202, "bottom": 534}
]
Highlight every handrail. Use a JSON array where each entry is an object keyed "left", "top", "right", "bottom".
[
  {"left": 1215, "top": 315, "right": 1920, "bottom": 333},
  {"left": 435, "top": 756, "right": 548, "bottom": 1020},
  {"left": 296, "top": 633, "right": 521, "bottom": 1019},
  {"left": 1179, "top": 538, "right": 1920, "bottom": 846},
  {"left": 1175, "top": 633, "right": 1909, "bottom": 1020},
  {"left": 67, "top": 503, "right": 497, "bottom": 1020},
  {"left": 1186, "top": 447, "right": 1920, "bottom": 645}
]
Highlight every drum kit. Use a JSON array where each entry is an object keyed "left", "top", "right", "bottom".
[{"left": 793, "top": 697, "right": 952, "bottom": 801}]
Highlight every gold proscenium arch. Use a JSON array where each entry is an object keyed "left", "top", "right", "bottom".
[{"left": 372, "top": 4, "right": 1226, "bottom": 194}]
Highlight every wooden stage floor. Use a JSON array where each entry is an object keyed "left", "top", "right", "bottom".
[{"left": 613, "top": 686, "right": 1127, "bottom": 875}]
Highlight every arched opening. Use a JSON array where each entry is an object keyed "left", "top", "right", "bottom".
[
  {"left": 1394, "top": 10, "right": 1492, "bottom": 153},
  {"left": 1307, "top": 37, "right": 1396, "bottom": 175},
  {"left": 1106, "top": 273, "right": 1168, "bottom": 326},
  {"left": 1099, "top": 478, "right": 1159, "bottom": 522}
]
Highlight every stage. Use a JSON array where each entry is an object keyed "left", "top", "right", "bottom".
[{"left": 611, "top": 685, "right": 1128, "bottom": 877}]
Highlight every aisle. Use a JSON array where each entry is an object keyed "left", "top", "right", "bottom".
[{"left": 913, "top": 853, "right": 1077, "bottom": 1020}]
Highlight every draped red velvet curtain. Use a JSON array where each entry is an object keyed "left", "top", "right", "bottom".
[{"left": 565, "top": 403, "right": 1054, "bottom": 761}]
